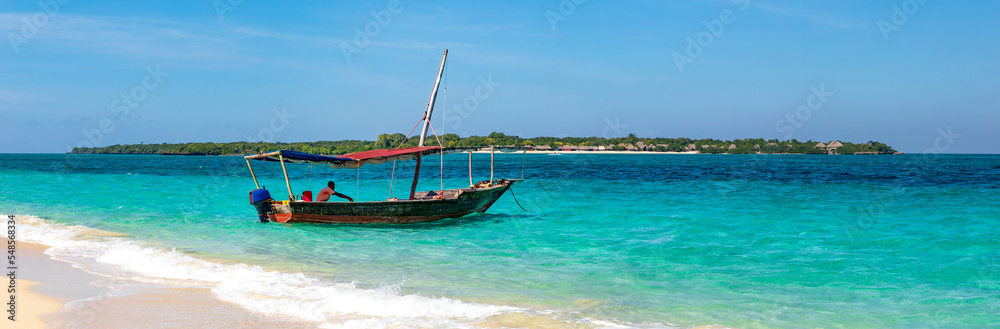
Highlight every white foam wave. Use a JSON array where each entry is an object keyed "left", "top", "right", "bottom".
[
  {"left": 15, "top": 214, "right": 683, "bottom": 329},
  {"left": 15, "top": 214, "right": 519, "bottom": 326}
]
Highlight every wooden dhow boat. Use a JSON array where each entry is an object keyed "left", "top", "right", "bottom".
[{"left": 243, "top": 50, "right": 523, "bottom": 224}]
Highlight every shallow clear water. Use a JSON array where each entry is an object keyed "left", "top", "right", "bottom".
[{"left": 2, "top": 153, "right": 999, "bottom": 328}]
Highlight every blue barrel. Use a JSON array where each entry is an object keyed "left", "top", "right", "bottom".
[{"left": 250, "top": 189, "right": 272, "bottom": 204}]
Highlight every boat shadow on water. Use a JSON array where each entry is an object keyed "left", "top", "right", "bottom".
[{"left": 283, "top": 211, "right": 537, "bottom": 231}]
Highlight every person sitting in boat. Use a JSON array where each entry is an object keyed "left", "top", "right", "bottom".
[{"left": 316, "top": 181, "right": 354, "bottom": 202}]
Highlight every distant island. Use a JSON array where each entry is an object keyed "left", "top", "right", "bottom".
[{"left": 69, "top": 132, "right": 899, "bottom": 155}]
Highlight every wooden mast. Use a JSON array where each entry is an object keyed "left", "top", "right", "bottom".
[
  {"left": 410, "top": 49, "right": 449, "bottom": 200},
  {"left": 419, "top": 49, "right": 448, "bottom": 146},
  {"left": 245, "top": 158, "right": 260, "bottom": 189}
]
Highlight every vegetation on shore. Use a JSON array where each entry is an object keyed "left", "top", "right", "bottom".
[{"left": 69, "top": 132, "right": 898, "bottom": 155}]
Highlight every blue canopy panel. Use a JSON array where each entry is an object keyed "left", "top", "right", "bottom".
[
  {"left": 244, "top": 150, "right": 353, "bottom": 166},
  {"left": 277, "top": 150, "right": 353, "bottom": 163}
]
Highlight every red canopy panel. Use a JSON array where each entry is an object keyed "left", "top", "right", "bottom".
[
  {"left": 341, "top": 146, "right": 441, "bottom": 161},
  {"left": 331, "top": 146, "right": 476, "bottom": 169}
]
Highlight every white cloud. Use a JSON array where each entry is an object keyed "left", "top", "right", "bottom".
[{"left": 0, "top": 89, "right": 42, "bottom": 104}]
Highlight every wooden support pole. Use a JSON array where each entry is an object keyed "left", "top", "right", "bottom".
[
  {"left": 439, "top": 148, "right": 444, "bottom": 193},
  {"left": 389, "top": 160, "right": 396, "bottom": 199},
  {"left": 245, "top": 158, "right": 260, "bottom": 189},
  {"left": 409, "top": 154, "right": 422, "bottom": 200},
  {"left": 468, "top": 152, "right": 473, "bottom": 187},
  {"left": 490, "top": 146, "right": 495, "bottom": 185},
  {"left": 278, "top": 153, "right": 293, "bottom": 200}
]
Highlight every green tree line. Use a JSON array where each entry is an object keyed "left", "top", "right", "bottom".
[{"left": 69, "top": 132, "right": 898, "bottom": 155}]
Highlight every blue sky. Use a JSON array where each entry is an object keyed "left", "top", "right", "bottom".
[{"left": 1, "top": 0, "right": 997, "bottom": 153}]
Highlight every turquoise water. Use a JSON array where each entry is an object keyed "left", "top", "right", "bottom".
[{"left": 2, "top": 153, "right": 999, "bottom": 328}]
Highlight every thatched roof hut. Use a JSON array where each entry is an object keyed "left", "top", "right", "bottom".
[
  {"left": 626, "top": 144, "right": 637, "bottom": 151},
  {"left": 728, "top": 144, "right": 737, "bottom": 150},
  {"left": 534, "top": 145, "right": 552, "bottom": 150},
  {"left": 827, "top": 141, "right": 843, "bottom": 148},
  {"left": 815, "top": 142, "right": 826, "bottom": 148}
]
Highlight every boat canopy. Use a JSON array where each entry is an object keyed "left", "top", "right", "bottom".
[
  {"left": 243, "top": 150, "right": 353, "bottom": 164},
  {"left": 244, "top": 146, "right": 478, "bottom": 169}
]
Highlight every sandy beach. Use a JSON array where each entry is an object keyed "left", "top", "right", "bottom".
[
  {"left": 9, "top": 242, "right": 85, "bottom": 329},
  {"left": 12, "top": 241, "right": 315, "bottom": 328},
  {"left": 10, "top": 280, "right": 62, "bottom": 329}
]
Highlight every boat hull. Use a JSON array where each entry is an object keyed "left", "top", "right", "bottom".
[{"left": 266, "top": 181, "right": 515, "bottom": 224}]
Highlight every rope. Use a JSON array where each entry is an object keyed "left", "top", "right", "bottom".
[
  {"left": 307, "top": 163, "right": 314, "bottom": 191},
  {"left": 356, "top": 163, "right": 360, "bottom": 201},
  {"left": 509, "top": 187, "right": 529, "bottom": 212},
  {"left": 441, "top": 66, "right": 446, "bottom": 194},
  {"left": 396, "top": 117, "right": 425, "bottom": 149},
  {"left": 427, "top": 122, "right": 445, "bottom": 152},
  {"left": 440, "top": 141, "right": 444, "bottom": 193},
  {"left": 387, "top": 105, "right": 436, "bottom": 198},
  {"left": 427, "top": 122, "right": 445, "bottom": 193}
]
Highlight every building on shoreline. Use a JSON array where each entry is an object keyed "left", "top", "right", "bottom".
[{"left": 826, "top": 141, "right": 843, "bottom": 154}]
